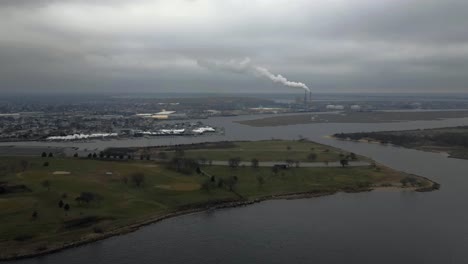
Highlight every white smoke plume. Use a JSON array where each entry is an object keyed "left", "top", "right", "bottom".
[{"left": 197, "top": 57, "right": 309, "bottom": 91}]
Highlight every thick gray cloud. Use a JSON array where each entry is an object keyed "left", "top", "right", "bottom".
[{"left": 1, "top": 0, "right": 468, "bottom": 93}]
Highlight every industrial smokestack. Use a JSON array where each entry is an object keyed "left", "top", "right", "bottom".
[
  {"left": 309, "top": 91, "right": 312, "bottom": 105},
  {"left": 197, "top": 57, "right": 310, "bottom": 92},
  {"left": 304, "top": 90, "right": 307, "bottom": 106}
]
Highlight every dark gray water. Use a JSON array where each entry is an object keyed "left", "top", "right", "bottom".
[{"left": 4, "top": 115, "right": 468, "bottom": 264}]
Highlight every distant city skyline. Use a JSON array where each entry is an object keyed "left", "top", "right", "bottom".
[{"left": 1, "top": 0, "right": 468, "bottom": 94}]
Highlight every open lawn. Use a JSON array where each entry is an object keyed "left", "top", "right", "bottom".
[
  {"left": 147, "top": 140, "right": 356, "bottom": 163},
  {"left": 0, "top": 140, "right": 435, "bottom": 259}
]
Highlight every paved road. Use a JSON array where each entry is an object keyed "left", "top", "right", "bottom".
[{"left": 207, "top": 160, "right": 371, "bottom": 168}]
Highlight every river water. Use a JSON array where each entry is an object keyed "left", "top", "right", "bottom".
[{"left": 4, "top": 115, "right": 468, "bottom": 264}]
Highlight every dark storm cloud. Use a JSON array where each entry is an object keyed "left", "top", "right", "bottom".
[{"left": 1, "top": 0, "right": 468, "bottom": 93}]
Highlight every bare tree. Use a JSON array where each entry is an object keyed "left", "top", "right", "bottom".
[
  {"left": 225, "top": 176, "right": 238, "bottom": 191},
  {"left": 307, "top": 153, "right": 317, "bottom": 161},
  {"left": 130, "top": 172, "right": 145, "bottom": 187},
  {"left": 19, "top": 160, "right": 29, "bottom": 171},
  {"left": 256, "top": 175, "right": 265, "bottom": 187},
  {"left": 272, "top": 166, "right": 279, "bottom": 176},
  {"left": 251, "top": 158, "right": 259, "bottom": 169},
  {"left": 41, "top": 180, "right": 51, "bottom": 191},
  {"left": 31, "top": 210, "right": 38, "bottom": 220},
  {"left": 340, "top": 159, "right": 349, "bottom": 167},
  {"left": 228, "top": 157, "right": 241, "bottom": 168},
  {"left": 75, "top": 192, "right": 100, "bottom": 205},
  {"left": 64, "top": 204, "right": 70, "bottom": 214}
]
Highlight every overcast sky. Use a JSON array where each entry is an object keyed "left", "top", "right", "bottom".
[{"left": 1, "top": 0, "right": 468, "bottom": 94}]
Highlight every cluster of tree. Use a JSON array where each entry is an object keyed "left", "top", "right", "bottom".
[
  {"left": 58, "top": 199, "right": 70, "bottom": 212},
  {"left": 271, "top": 165, "right": 285, "bottom": 175},
  {"left": 121, "top": 173, "right": 146, "bottom": 187},
  {"left": 31, "top": 193, "right": 72, "bottom": 220},
  {"left": 41, "top": 152, "right": 54, "bottom": 158},
  {"left": 400, "top": 176, "right": 423, "bottom": 187},
  {"left": 130, "top": 172, "right": 145, "bottom": 187},
  {"left": 307, "top": 153, "right": 317, "bottom": 161},
  {"left": 228, "top": 157, "right": 241, "bottom": 168},
  {"left": 340, "top": 159, "right": 349, "bottom": 167},
  {"left": 166, "top": 157, "right": 199, "bottom": 174},
  {"left": 251, "top": 158, "right": 259, "bottom": 168},
  {"left": 82, "top": 152, "right": 135, "bottom": 160},
  {"left": 139, "top": 154, "right": 151, "bottom": 161},
  {"left": 201, "top": 175, "right": 238, "bottom": 192},
  {"left": 75, "top": 191, "right": 103, "bottom": 205}
]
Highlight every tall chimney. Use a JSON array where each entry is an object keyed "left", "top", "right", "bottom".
[
  {"left": 309, "top": 91, "right": 312, "bottom": 104},
  {"left": 304, "top": 90, "right": 307, "bottom": 106}
]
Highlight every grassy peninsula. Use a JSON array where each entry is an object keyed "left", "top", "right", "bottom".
[
  {"left": 334, "top": 126, "right": 468, "bottom": 160},
  {"left": 0, "top": 140, "right": 436, "bottom": 260}
]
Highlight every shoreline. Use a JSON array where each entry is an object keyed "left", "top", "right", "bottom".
[
  {"left": 0, "top": 182, "right": 439, "bottom": 262},
  {"left": 330, "top": 135, "right": 467, "bottom": 161}
]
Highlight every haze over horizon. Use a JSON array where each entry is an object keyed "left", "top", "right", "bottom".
[{"left": 2, "top": 0, "right": 468, "bottom": 94}]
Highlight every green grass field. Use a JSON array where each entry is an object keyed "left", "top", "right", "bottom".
[
  {"left": 158, "top": 140, "right": 355, "bottom": 162},
  {"left": 0, "top": 140, "right": 431, "bottom": 259}
]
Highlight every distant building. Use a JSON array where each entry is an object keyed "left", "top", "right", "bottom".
[
  {"left": 326, "top": 105, "right": 345, "bottom": 110},
  {"left": 350, "top": 105, "right": 361, "bottom": 111},
  {"left": 249, "top": 107, "right": 285, "bottom": 114},
  {"left": 136, "top": 113, "right": 153, "bottom": 117},
  {"left": 205, "top": 109, "right": 221, "bottom": 115},
  {"left": 136, "top": 110, "right": 178, "bottom": 120},
  {"left": 151, "top": 110, "right": 176, "bottom": 119}
]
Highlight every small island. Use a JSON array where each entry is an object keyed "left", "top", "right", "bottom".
[
  {"left": 333, "top": 126, "right": 468, "bottom": 160},
  {"left": 0, "top": 140, "right": 438, "bottom": 260}
]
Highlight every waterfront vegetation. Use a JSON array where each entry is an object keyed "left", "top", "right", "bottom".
[
  {"left": 333, "top": 126, "right": 468, "bottom": 160},
  {"left": 159, "top": 140, "right": 350, "bottom": 162},
  {"left": 0, "top": 140, "right": 434, "bottom": 259}
]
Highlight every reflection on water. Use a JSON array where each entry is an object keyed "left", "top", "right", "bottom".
[{"left": 5, "top": 115, "right": 468, "bottom": 264}]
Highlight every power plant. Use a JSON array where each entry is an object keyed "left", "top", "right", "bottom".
[{"left": 303, "top": 90, "right": 313, "bottom": 108}]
